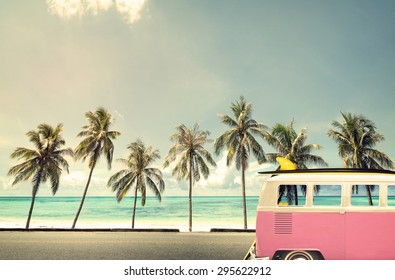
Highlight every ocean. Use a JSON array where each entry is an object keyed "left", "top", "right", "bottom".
[
  {"left": 0, "top": 196, "right": 259, "bottom": 231},
  {"left": 1, "top": 195, "right": 389, "bottom": 231}
]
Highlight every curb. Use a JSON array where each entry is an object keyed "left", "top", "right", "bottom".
[
  {"left": 0, "top": 228, "right": 180, "bottom": 232},
  {"left": 210, "top": 228, "right": 255, "bottom": 233},
  {"left": 0, "top": 228, "right": 256, "bottom": 233}
]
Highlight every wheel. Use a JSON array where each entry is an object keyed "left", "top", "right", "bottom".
[
  {"left": 273, "top": 250, "right": 324, "bottom": 260},
  {"left": 284, "top": 250, "right": 315, "bottom": 260}
]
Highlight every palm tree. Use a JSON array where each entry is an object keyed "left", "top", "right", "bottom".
[
  {"left": 163, "top": 123, "right": 216, "bottom": 232},
  {"left": 214, "top": 96, "right": 267, "bottom": 229},
  {"left": 328, "top": 112, "right": 394, "bottom": 205},
  {"left": 108, "top": 139, "right": 165, "bottom": 228},
  {"left": 72, "top": 107, "right": 121, "bottom": 229},
  {"left": 265, "top": 121, "right": 328, "bottom": 205},
  {"left": 8, "top": 123, "right": 72, "bottom": 229}
]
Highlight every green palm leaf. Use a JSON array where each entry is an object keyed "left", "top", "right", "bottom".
[
  {"left": 72, "top": 107, "right": 120, "bottom": 229},
  {"left": 8, "top": 123, "right": 72, "bottom": 229},
  {"left": 328, "top": 112, "right": 394, "bottom": 205},
  {"left": 164, "top": 123, "right": 216, "bottom": 232},
  {"left": 108, "top": 139, "right": 165, "bottom": 229},
  {"left": 214, "top": 96, "right": 267, "bottom": 229},
  {"left": 266, "top": 120, "right": 327, "bottom": 204}
]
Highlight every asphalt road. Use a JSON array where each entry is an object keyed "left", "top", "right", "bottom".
[{"left": 0, "top": 231, "right": 255, "bottom": 260}]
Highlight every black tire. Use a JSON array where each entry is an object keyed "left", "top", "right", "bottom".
[
  {"left": 273, "top": 250, "right": 324, "bottom": 260},
  {"left": 284, "top": 250, "right": 318, "bottom": 260}
]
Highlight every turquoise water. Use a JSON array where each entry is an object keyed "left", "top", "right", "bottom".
[
  {"left": 2, "top": 196, "right": 392, "bottom": 231},
  {"left": 0, "top": 196, "right": 259, "bottom": 231},
  {"left": 278, "top": 196, "right": 395, "bottom": 206}
]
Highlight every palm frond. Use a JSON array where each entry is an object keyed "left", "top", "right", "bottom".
[
  {"left": 10, "top": 147, "right": 39, "bottom": 160},
  {"left": 266, "top": 120, "right": 327, "bottom": 169},
  {"left": 104, "top": 138, "right": 114, "bottom": 169},
  {"left": 115, "top": 174, "right": 136, "bottom": 202},
  {"left": 195, "top": 155, "right": 209, "bottom": 179},
  {"left": 231, "top": 96, "right": 252, "bottom": 120},
  {"left": 246, "top": 132, "right": 266, "bottom": 163},
  {"left": 329, "top": 112, "right": 393, "bottom": 170},
  {"left": 165, "top": 123, "right": 215, "bottom": 182},
  {"left": 226, "top": 140, "right": 238, "bottom": 167},
  {"left": 110, "top": 139, "right": 165, "bottom": 210},
  {"left": 48, "top": 165, "right": 61, "bottom": 195},
  {"left": 145, "top": 168, "right": 165, "bottom": 193},
  {"left": 196, "top": 146, "right": 217, "bottom": 167},
  {"left": 25, "top": 130, "right": 42, "bottom": 151},
  {"left": 218, "top": 114, "right": 237, "bottom": 128},
  {"left": 364, "top": 148, "right": 394, "bottom": 169},
  {"left": 145, "top": 175, "right": 162, "bottom": 202},
  {"left": 8, "top": 123, "right": 71, "bottom": 196},
  {"left": 299, "top": 154, "right": 328, "bottom": 167},
  {"left": 291, "top": 128, "right": 307, "bottom": 152},
  {"left": 107, "top": 169, "right": 131, "bottom": 189},
  {"left": 214, "top": 129, "right": 236, "bottom": 155},
  {"left": 265, "top": 153, "right": 280, "bottom": 164},
  {"left": 172, "top": 155, "right": 189, "bottom": 180},
  {"left": 75, "top": 108, "right": 120, "bottom": 170},
  {"left": 8, "top": 160, "right": 39, "bottom": 185}
]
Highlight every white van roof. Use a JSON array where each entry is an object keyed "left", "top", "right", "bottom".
[
  {"left": 259, "top": 168, "right": 395, "bottom": 175},
  {"left": 260, "top": 169, "right": 395, "bottom": 184}
]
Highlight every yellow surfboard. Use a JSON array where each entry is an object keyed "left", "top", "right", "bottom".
[{"left": 276, "top": 157, "right": 297, "bottom": 170}]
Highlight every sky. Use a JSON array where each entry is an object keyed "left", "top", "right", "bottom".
[{"left": 1, "top": 0, "right": 395, "bottom": 198}]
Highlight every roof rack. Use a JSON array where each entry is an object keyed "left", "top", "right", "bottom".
[{"left": 258, "top": 168, "right": 395, "bottom": 175}]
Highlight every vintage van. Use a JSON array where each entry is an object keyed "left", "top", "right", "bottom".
[{"left": 248, "top": 159, "right": 395, "bottom": 260}]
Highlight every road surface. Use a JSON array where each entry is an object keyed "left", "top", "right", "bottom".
[{"left": 0, "top": 231, "right": 255, "bottom": 260}]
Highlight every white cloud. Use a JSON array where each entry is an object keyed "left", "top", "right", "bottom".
[
  {"left": 231, "top": 161, "right": 271, "bottom": 194},
  {"left": 47, "top": 0, "right": 85, "bottom": 19},
  {"left": 155, "top": 152, "right": 271, "bottom": 196},
  {"left": 116, "top": 0, "right": 146, "bottom": 24},
  {"left": 1, "top": 176, "right": 13, "bottom": 191},
  {"left": 86, "top": 0, "right": 113, "bottom": 15},
  {"left": 46, "top": 0, "right": 147, "bottom": 24},
  {"left": 64, "top": 170, "right": 108, "bottom": 188},
  {"left": 62, "top": 171, "right": 86, "bottom": 187},
  {"left": 196, "top": 151, "right": 233, "bottom": 189},
  {"left": 60, "top": 170, "right": 113, "bottom": 196}
]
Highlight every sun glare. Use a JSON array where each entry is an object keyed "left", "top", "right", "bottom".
[{"left": 46, "top": 0, "right": 147, "bottom": 24}]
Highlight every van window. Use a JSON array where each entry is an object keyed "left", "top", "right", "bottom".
[
  {"left": 351, "top": 185, "right": 379, "bottom": 206},
  {"left": 313, "top": 185, "right": 342, "bottom": 206},
  {"left": 388, "top": 185, "right": 395, "bottom": 206},
  {"left": 278, "top": 185, "right": 307, "bottom": 206}
]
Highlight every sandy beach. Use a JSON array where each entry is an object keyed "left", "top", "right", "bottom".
[{"left": 0, "top": 230, "right": 255, "bottom": 260}]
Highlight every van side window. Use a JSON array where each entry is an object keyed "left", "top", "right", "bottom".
[
  {"left": 313, "top": 185, "right": 342, "bottom": 206},
  {"left": 278, "top": 185, "right": 307, "bottom": 206},
  {"left": 351, "top": 185, "right": 379, "bottom": 206},
  {"left": 388, "top": 185, "right": 395, "bottom": 206}
]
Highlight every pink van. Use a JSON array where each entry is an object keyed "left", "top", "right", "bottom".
[{"left": 248, "top": 168, "right": 395, "bottom": 260}]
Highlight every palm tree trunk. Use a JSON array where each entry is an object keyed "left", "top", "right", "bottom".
[
  {"left": 26, "top": 190, "right": 37, "bottom": 229},
  {"left": 188, "top": 158, "right": 193, "bottom": 232},
  {"left": 132, "top": 187, "right": 138, "bottom": 229},
  {"left": 277, "top": 188, "right": 284, "bottom": 204},
  {"left": 26, "top": 171, "right": 42, "bottom": 229},
  {"left": 366, "top": 185, "right": 373, "bottom": 206},
  {"left": 241, "top": 162, "right": 247, "bottom": 230},
  {"left": 72, "top": 164, "right": 95, "bottom": 229}
]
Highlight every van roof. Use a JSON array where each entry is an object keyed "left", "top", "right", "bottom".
[
  {"left": 259, "top": 168, "right": 395, "bottom": 175},
  {"left": 259, "top": 168, "right": 395, "bottom": 185},
  {"left": 260, "top": 169, "right": 395, "bottom": 183}
]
